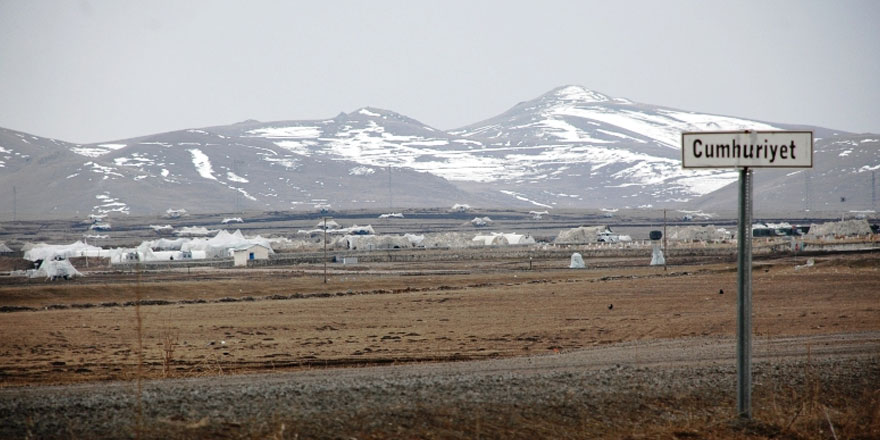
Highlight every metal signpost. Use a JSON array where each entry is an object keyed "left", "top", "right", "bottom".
[{"left": 682, "top": 130, "right": 813, "bottom": 418}]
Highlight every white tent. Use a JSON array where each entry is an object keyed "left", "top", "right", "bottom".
[
  {"left": 182, "top": 229, "right": 274, "bottom": 258},
  {"left": 669, "top": 225, "right": 731, "bottom": 242},
  {"left": 174, "top": 226, "right": 216, "bottom": 237},
  {"left": 31, "top": 258, "right": 83, "bottom": 279},
  {"left": 555, "top": 226, "right": 610, "bottom": 244},
  {"left": 420, "top": 232, "right": 478, "bottom": 248},
  {"left": 404, "top": 234, "right": 425, "bottom": 247},
  {"left": 471, "top": 217, "right": 493, "bottom": 227},
  {"left": 569, "top": 253, "right": 586, "bottom": 269},
  {"left": 473, "top": 234, "right": 509, "bottom": 246},
  {"left": 341, "top": 234, "right": 411, "bottom": 250},
  {"left": 807, "top": 219, "right": 872, "bottom": 237},
  {"left": 149, "top": 224, "right": 174, "bottom": 233},
  {"left": 316, "top": 219, "right": 341, "bottom": 230},
  {"left": 148, "top": 238, "right": 189, "bottom": 250},
  {"left": 23, "top": 241, "right": 105, "bottom": 262},
  {"left": 472, "top": 232, "right": 535, "bottom": 246}
]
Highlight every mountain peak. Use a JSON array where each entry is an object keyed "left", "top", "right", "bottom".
[{"left": 548, "top": 85, "right": 611, "bottom": 104}]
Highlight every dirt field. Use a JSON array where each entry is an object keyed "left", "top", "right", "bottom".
[{"left": 1, "top": 248, "right": 878, "bottom": 438}]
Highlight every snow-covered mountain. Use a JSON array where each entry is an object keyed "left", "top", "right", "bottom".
[{"left": 0, "top": 85, "right": 877, "bottom": 219}]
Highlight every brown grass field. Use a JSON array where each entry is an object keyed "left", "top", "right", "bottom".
[{"left": 1, "top": 249, "right": 879, "bottom": 438}]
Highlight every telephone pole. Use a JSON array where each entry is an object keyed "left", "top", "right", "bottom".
[
  {"left": 323, "top": 216, "right": 332, "bottom": 284},
  {"left": 387, "top": 166, "right": 393, "bottom": 212},
  {"left": 663, "top": 209, "right": 668, "bottom": 271}
]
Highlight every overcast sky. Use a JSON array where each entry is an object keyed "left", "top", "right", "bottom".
[{"left": 1, "top": 0, "right": 878, "bottom": 144}]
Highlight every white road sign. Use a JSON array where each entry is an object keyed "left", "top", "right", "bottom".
[{"left": 681, "top": 131, "right": 813, "bottom": 169}]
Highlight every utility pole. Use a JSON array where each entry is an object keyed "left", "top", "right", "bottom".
[
  {"left": 663, "top": 209, "right": 668, "bottom": 271},
  {"left": 387, "top": 166, "right": 393, "bottom": 212},
  {"left": 12, "top": 185, "right": 16, "bottom": 222},
  {"left": 323, "top": 216, "right": 331, "bottom": 284},
  {"left": 873, "top": 171, "right": 876, "bottom": 211},
  {"left": 804, "top": 171, "right": 810, "bottom": 212}
]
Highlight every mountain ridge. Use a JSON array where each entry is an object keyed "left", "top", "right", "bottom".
[{"left": 1, "top": 85, "right": 876, "bottom": 220}]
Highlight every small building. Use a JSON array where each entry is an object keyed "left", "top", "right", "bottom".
[{"left": 232, "top": 244, "right": 271, "bottom": 267}]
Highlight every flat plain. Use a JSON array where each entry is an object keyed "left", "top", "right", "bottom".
[{"left": 0, "top": 211, "right": 878, "bottom": 438}]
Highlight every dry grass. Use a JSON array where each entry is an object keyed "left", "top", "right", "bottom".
[
  {"left": 136, "top": 379, "right": 879, "bottom": 440},
  {"left": 2, "top": 252, "right": 878, "bottom": 439},
  {"left": 1, "top": 253, "right": 878, "bottom": 386}
]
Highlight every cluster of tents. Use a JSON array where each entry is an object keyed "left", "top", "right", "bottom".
[
  {"left": 13, "top": 217, "right": 876, "bottom": 280},
  {"left": 20, "top": 230, "right": 274, "bottom": 278}
]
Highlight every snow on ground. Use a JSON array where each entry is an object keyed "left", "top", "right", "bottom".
[
  {"left": 226, "top": 172, "right": 248, "bottom": 183},
  {"left": 275, "top": 140, "right": 316, "bottom": 156},
  {"left": 93, "top": 193, "right": 130, "bottom": 215},
  {"left": 113, "top": 153, "right": 155, "bottom": 169},
  {"left": 358, "top": 108, "right": 382, "bottom": 117},
  {"left": 499, "top": 190, "right": 553, "bottom": 208},
  {"left": 349, "top": 166, "right": 375, "bottom": 176},
  {"left": 0, "top": 145, "right": 10, "bottom": 166},
  {"left": 188, "top": 149, "right": 217, "bottom": 180},
  {"left": 262, "top": 157, "right": 299, "bottom": 169},
  {"left": 247, "top": 126, "right": 322, "bottom": 138},
  {"left": 85, "top": 162, "right": 124, "bottom": 179},
  {"left": 70, "top": 144, "right": 127, "bottom": 158}
]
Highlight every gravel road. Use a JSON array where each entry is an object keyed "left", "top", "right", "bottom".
[{"left": 2, "top": 332, "right": 878, "bottom": 439}]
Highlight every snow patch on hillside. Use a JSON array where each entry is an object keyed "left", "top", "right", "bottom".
[
  {"left": 72, "top": 143, "right": 127, "bottom": 158},
  {"left": 226, "top": 171, "right": 248, "bottom": 183},
  {"left": 188, "top": 149, "right": 217, "bottom": 180},
  {"left": 248, "top": 126, "right": 322, "bottom": 138},
  {"left": 349, "top": 166, "right": 375, "bottom": 176}
]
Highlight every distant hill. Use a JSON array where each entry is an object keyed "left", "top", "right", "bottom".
[{"left": 0, "top": 85, "right": 877, "bottom": 220}]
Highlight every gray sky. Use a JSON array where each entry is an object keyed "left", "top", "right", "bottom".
[{"left": 1, "top": 0, "right": 878, "bottom": 144}]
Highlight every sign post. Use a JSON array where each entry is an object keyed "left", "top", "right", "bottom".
[
  {"left": 736, "top": 167, "right": 752, "bottom": 417},
  {"left": 682, "top": 130, "right": 812, "bottom": 419}
]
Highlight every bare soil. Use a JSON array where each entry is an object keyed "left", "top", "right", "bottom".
[{"left": 0, "top": 250, "right": 878, "bottom": 438}]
